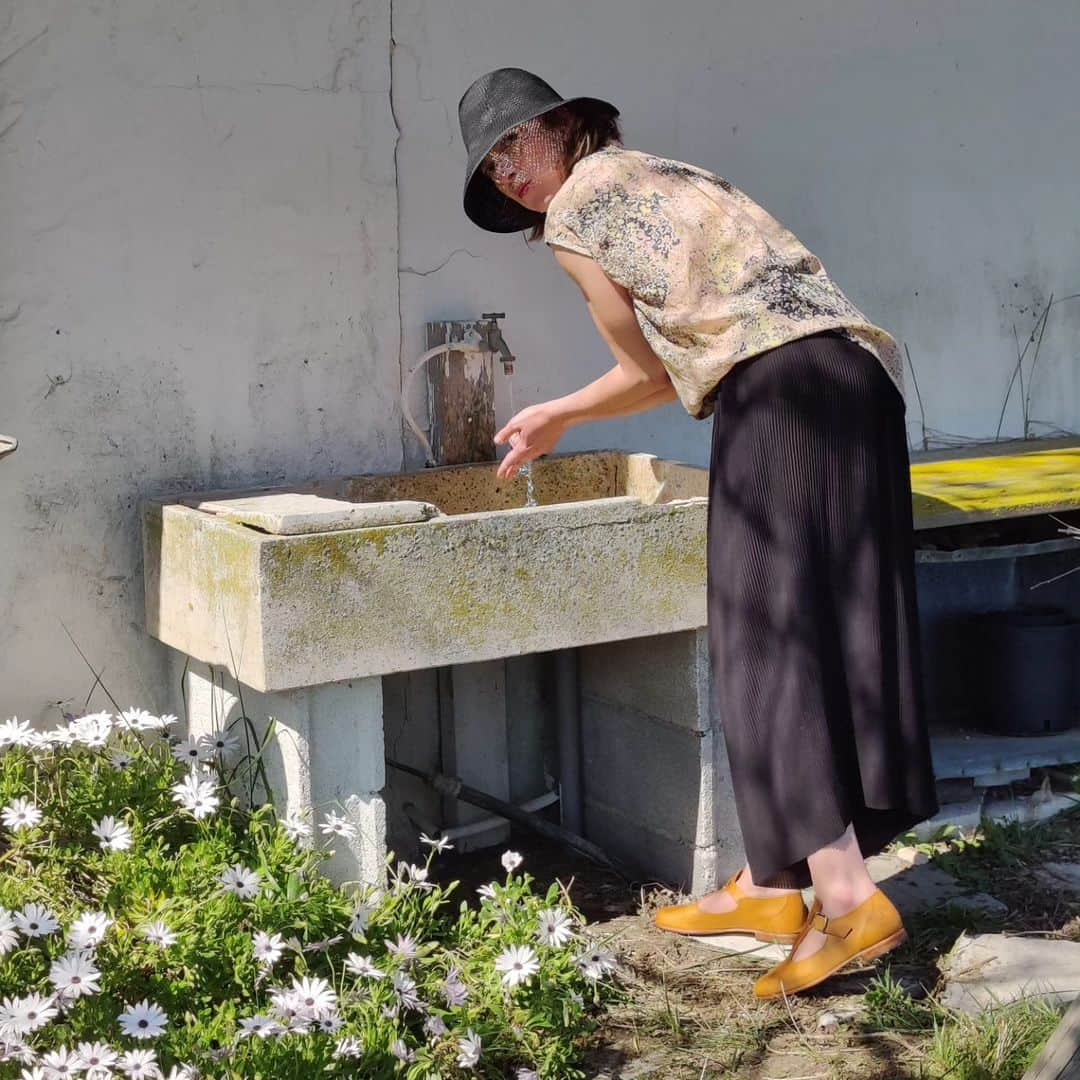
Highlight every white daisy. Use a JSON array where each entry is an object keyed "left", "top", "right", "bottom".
[
  {"left": 457, "top": 1029, "right": 482, "bottom": 1069},
  {"left": 117, "top": 708, "right": 155, "bottom": 731},
  {"left": 441, "top": 968, "right": 469, "bottom": 1007},
  {"left": 517, "top": 1069, "right": 539, "bottom": 1080},
  {"left": 252, "top": 931, "right": 284, "bottom": 968},
  {"left": 344, "top": 952, "right": 385, "bottom": 979},
  {"left": 333, "top": 1036, "right": 364, "bottom": 1059},
  {"left": 118, "top": 1048, "right": 160, "bottom": 1078},
  {"left": 219, "top": 865, "right": 262, "bottom": 901},
  {"left": 280, "top": 811, "right": 312, "bottom": 844},
  {"left": 2, "top": 799, "right": 43, "bottom": 833},
  {"left": 495, "top": 944, "right": 540, "bottom": 989},
  {"left": 423, "top": 1014, "right": 447, "bottom": 1039},
  {"left": 576, "top": 944, "right": 618, "bottom": 981},
  {"left": 140, "top": 921, "right": 177, "bottom": 949},
  {"left": 536, "top": 907, "right": 576, "bottom": 948},
  {"left": 71, "top": 713, "right": 113, "bottom": 748},
  {"left": 162, "top": 1068, "right": 198, "bottom": 1080},
  {"left": 237, "top": 1015, "right": 282, "bottom": 1040},
  {"left": 315, "top": 1013, "right": 343, "bottom": 1034},
  {"left": 319, "top": 812, "right": 356, "bottom": 840},
  {"left": 169, "top": 772, "right": 219, "bottom": 819},
  {"left": 500, "top": 850, "right": 523, "bottom": 873},
  {"left": 389, "top": 1039, "right": 413, "bottom": 1063},
  {"left": 0, "top": 993, "right": 57, "bottom": 1038},
  {"left": 49, "top": 952, "right": 101, "bottom": 999},
  {"left": 476, "top": 883, "right": 498, "bottom": 901},
  {"left": 68, "top": 911, "right": 112, "bottom": 951},
  {"left": 92, "top": 815, "right": 133, "bottom": 853},
  {"left": 384, "top": 932, "right": 419, "bottom": 963},
  {"left": 39, "top": 1045, "right": 81, "bottom": 1077},
  {"left": 118, "top": 1000, "right": 167, "bottom": 1040},
  {"left": 14, "top": 903, "right": 60, "bottom": 939},
  {"left": 110, "top": 750, "right": 134, "bottom": 771},
  {"left": 391, "top": 970, "right": 422, "bottom": 1011},
  {"left": 169, "top": 737, "right": 204, "bottom": 766},
  {"left": 419, "top": 832, "right": 454, "bottom": 853},
  {"left": 288, "top": 976, "right": 336, "bottom": 1020},
  {"left": 402, "top": 862, "right": 433, "bottom": 889},
  {"left": 0, "top": 909, "right": 19, "bottom": 955},
  {"left": 197, "top": 730, "right": 240, "bottom": 757},
  {"left": 0, "top": 717, "right": 33, "bottom": 747},
  {"left": 155, "top": 714, "right": 179, "bottom": 731},
  {"left": 74, "top": 1041, "right": 118, "bottom": 1074}
]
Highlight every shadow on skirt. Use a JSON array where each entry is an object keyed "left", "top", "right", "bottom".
[{"left": 707, "top": 330, "right": 939, "bottom": 889}]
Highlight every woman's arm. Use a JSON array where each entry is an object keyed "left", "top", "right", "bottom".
[
  {"left": 493, "top": 245, "right": 678, "bottom": 478},
  {"left": 554, "top": 365, "right": 680, "bottom": 426}
]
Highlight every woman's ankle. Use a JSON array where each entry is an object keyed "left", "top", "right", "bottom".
[{"left": 737, "top": 866, "right": 800, "bottom": 897}]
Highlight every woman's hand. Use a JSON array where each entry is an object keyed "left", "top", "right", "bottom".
[{"left": 494, "top": 401, "right": 568, "bottom": 479}]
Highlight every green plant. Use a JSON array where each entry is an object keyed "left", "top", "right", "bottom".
[
  {"left": 0, "top": 709, "right": 621, "bottom": 1078},
  {"left": 927, "top": 997, "right": 1065, "bottom": 1080}
]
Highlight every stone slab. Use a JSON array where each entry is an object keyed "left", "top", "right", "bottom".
[
  {"left": 196, "top": 492, "right": 439, "bottom": 534},
  {"left": 691, "top": 931, "right": 788, "bottom": 964},
  {"left": 940, "top": 933, "right": 1080, "bottom": 1014}
]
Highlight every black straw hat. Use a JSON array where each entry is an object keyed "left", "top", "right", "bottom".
[{"left": 459, "top": 68, "right": 619, "bottom": 233}]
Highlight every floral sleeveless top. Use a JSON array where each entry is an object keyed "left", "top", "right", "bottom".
[{"left": 542, "top": 146, "right": 905, "bottom": 420}]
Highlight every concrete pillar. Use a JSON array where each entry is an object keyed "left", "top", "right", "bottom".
[
  {"left": 183, "top": 661, "right": 386, "bottom": 887},
  {"left": 578, "top": 629, "right": 744, "bottom": 894}
]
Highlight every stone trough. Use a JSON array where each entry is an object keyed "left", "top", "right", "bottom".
[{"left": 142, "top": 451, "right": 737, "bottom": 887}]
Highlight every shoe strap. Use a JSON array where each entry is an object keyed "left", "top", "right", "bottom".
[
  {"left": 723, "top": 872, "right": 744, "bottom": 899},
  {"left": 810, "top": 911, "right": 853, "bottom": 939}
]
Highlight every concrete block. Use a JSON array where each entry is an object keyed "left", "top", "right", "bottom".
[
  {"left": 182, "top": 661, "right": 386, "bottom": 887},
  {"left": 580, "top": 629, "right": 711, "bottom": 732},
  {"left": 581, "top": 697, "right": 706, "bottom": 840}
]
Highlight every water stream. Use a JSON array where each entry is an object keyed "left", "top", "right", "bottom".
[{"left": 505, "top": 371, "right": 538, "bottom": 507}]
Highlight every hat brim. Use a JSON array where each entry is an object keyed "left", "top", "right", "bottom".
[{"left": 463, "top": 96, "right": 619, "bottom": 234}]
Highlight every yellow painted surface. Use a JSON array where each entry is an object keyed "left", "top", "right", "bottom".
[{"left": 911, "top": 445, "right": 1080, "bottom": 528}]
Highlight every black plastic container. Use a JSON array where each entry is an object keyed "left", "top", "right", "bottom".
[{"left": 972, "top": 608, "right": 1079, "bottom": 735}]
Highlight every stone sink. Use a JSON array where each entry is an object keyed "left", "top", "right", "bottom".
[{"left": 143, "top": 450, "right": 708, "bottom": 694}]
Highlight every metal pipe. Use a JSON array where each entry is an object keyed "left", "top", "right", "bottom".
[
  {"left": 385, "top": 757, "right": 630, "bottom": 878},
  {"left": 440, "top": 789, "right": 560, "bottom": 842}
]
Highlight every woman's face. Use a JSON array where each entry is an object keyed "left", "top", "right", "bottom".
[{"left": 480, "top": 112, "right": 572, "bottom": 214}]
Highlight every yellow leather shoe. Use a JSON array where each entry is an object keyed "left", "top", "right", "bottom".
[
  {"left": 654, "top": 873, "right": 808, "bottom": 944},
  {"left": 754, "top": 887, "right": 907, "bottom": 999}
]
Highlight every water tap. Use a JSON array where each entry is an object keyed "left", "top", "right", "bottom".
[{"left": 480, "top": 313, "right": 516, "bottom": 376}]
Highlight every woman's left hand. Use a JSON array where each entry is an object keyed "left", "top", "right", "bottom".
[{"left": 494, "top": 402, "right": 568, "bottom": 479}]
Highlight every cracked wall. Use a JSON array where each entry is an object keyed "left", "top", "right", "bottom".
[
  {"left": 2, "top": 0, "right": 1079, "bottom": 720},
  {"left": 0, "top": 1, "right": 400, "bottom": 722}
]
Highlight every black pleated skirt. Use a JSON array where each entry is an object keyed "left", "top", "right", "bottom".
[{"left": 707, "top": 330, "right": 939, "bottom": 889}]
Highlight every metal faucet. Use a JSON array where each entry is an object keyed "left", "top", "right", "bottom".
[{"left": 479, "top": 312, "right": 516, "bottom": 376}]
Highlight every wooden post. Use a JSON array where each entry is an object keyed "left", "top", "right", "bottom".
[
  {"left": 1023, "top": 997, "right": 1080, "bottom": 1080},
  {"left": 425, "top": 322, "right": 496, "bottom": 466}
]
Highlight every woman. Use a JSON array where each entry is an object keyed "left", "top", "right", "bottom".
[{"left": 458, "top": 68, "right": 938, "bottom": 998}]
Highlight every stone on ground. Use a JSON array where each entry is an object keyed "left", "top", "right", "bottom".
[
  {"left": 1035, "top": 862, "right": 1080, "bottom": 897},
  {"left": 867, "top": 853, "right": 1008, "bottom": 918},
  {"left": 939, "top": 932, "right": 1080, "bottom": 1014}
]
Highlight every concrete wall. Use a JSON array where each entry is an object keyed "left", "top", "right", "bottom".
[
  {"left": 1, "top": 2, "right": 400, "bottom": 721},
  {"left": 3, "top": 0, "right": 1079, "bottom": 720}
]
